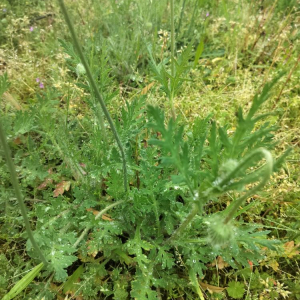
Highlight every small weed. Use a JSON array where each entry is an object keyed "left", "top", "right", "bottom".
[{"left": 0, "top": 0, "right": 299, "bottom": 299}]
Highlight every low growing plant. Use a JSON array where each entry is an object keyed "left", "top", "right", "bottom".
[
  {"left": 0, "top": 1, "right": 293, "bottom": 299},
  {"left": 1, "top": 70, "right": 291, "bottom": 299}
]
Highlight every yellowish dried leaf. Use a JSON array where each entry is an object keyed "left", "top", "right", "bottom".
[
  {"left": 86, "top": 208, "right": 113, "bottom": 221},
  {"left": 199, "top": 281, "right": 225, "bottom": 294},
  {"left": 268, "top": 259, "right": 279, "bottom": 272},
  {"left": 141, "top": 82, "right": 155, "bottom": 95},
  {"left": 284, "top": 241, "right": 299, "bottom": 258},
  {"left": 207, "top": 256, "right": 229, "bottom": 270}
]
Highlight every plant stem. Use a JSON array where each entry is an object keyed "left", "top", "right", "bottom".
[
  {"left": 218, "top": 148, "right": 272, "bottom": 189},
  {"left": 176, "top": 0, "right": 186, "bottom": 39},
  {"left": 51, "top": 135, "right": 85, "bottom": 181},
  {"left": 170, "top": 0, "right": 176, "bottom": 120},
  {"left": 223, "top": 148, "right": 273, "bottom": 224},
  {"left": 185, "top": 0, "right": 199, "bottom": 41},
  {"left": 170, "top": 0, "right": 175, "bottom": 77},
  {"left": 275, "top": 53, "right": 300, "bottom": 104},
  {"left": 167, "top": 148, "right": 273, "bottom": 243},
  {"left": 0, "top": 121, "right": 48, "bottom": 265},
  {"left": 167, "top": 203, "right": 200, "bottom": 244},
  {"left": 151, "top": 194, "right": 161, "bottom": 237},
  {"left": 73, "top": 200, "right": 125, "bottom": 248},
  {"left": 58, "top": 0, "right": 128, "bottom": 192}
]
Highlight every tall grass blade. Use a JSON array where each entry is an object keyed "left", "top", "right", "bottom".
[{"left": 2, "top": 263, "right": 44, "bottom": 300}]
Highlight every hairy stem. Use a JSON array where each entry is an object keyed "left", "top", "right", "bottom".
[
  {"left": 275, "top": 53, "right": 300, "bottom": 104},
  {"left": 170, "top": 0, "right": 176, "bottom": 119},
  {"left": 0, "top": 121, "right": 48, "bottom": 265},
  {"left": 223, "top": 148, "right": 273, "bottom": 224},
  {"left": 58, "top": 0, "right": 128, "bottom": 192},
  {"left": 167, "top": 203, "right": 200, "bottom": 244},
  {"left": 218, "top": 148, "right": 272, "bottom": 189},
  {"left": 170, "top": 0, "right": 175, "bottom": 77},
  {"left": 151, "top": 194, "right": 161, "bottom": 237},
  {"left": 176, "top": 0, "right": 186, "bottom": 38},
  {"left": 167, "top": 148, "right": 273, "bottom": 243}
]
